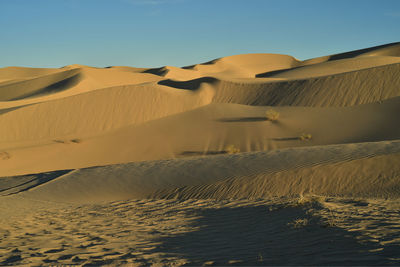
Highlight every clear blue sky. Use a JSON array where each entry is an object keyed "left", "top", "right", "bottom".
[{"left": 1, "top": 0, "right": 399, "bottom": 68}]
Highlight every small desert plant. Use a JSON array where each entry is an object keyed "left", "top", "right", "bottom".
[
  {"left": 265, "top": 109, "right": 280, "bottom": 121},
  {"left": 225, "top": 144, "right": 240, "bottom": 154},
  {"left": 295, "top": 194, "right": 325, "bottom": 207},
  {"left": 299, "top": 133, "right": 312, "bottom": 141}
]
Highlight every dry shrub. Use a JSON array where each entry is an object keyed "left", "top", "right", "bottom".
[
  {"left": 265, "top": 109, "right": 280, "bottom": 121},
  {"left": 299, "top": 133, "right": 312, "bottom": 141},
  {"left": 226, "top": 144, "right": 240, "bottom": 154}
]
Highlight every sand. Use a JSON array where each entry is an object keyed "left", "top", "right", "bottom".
[{"left": 1, "top": 42, "right": 400, "bottom": 265}]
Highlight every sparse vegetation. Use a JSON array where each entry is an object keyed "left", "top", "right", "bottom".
[
  {"left": 53, "top": 138, "right": 82, "bottom": 144},
  {"left": 225, "top": 144, "right": 240, "bottom": 154},
  {"left": 299, "top": 133, "right": 312, "bottom": 141},
  {"left": 321, "top": 208, "right": 342, "bottom": 228},
  {"left": 265, "top": 109, "right": 280, "bottom": 121},
  {"left": 296, "top": 194, "right": 325, "bottom": 206},
  {"left": 325, "top": 210, "right": 337, "bottom": 227}
]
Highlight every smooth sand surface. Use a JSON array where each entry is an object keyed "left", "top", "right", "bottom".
[{"left": 1, "top": 42, "right": 400, "bottom": 265}]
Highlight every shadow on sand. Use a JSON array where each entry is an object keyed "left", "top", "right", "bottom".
[
  {"left": 0, "top": 169, "right": 72, "bottom": 196},
  {"left": 270, "top": 137, "right": 302, "bottom": 141},
  {"left": 151, "top": 204, "right": 393, "bottom": 266},
  {"left": 11, "top": 73, "right": 82, "bottom": 101},
  {"left": 256, "top": 66, "right": 303, "bottom": 78},
  {"left": 216, "top": 117, "right": 268, "bottom": 123},
  {"left": 157, "top": 77, "right": 219, "bottom": 90}
]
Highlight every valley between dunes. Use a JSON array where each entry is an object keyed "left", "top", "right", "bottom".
[{"left": 1, "top": 42, "right": 400, "bottom": 266}]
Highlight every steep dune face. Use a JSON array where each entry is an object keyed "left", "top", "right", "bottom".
[
  {"left": 0, "top": 66, "right": 162, "bottom": 109},
  {"left": 0, "top": 69, "right": 81, "bottom": 101},
  {"left": 0, "top": 42, "right": 400, "bottom": 202},
  {"left": 214, "top": 63, "right": 400, "bottom": 106}
]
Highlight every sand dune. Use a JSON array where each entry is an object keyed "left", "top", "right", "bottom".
[
  {"left": 1, "top": 43, "right": 400, "bottom": 265},
  {"left": 0, "top": 68, "right": 81, "bottom": 101},
  {"left": 1, "top": 96, "right": 399, "bottom": 176},
  {"left": 5, "top": 140, "right": 398, "bottom": 203},
  {"left": 256, "top": 56, "right": 400, "bottom": 79},
  {"left": 0, "top": 66, "right": 62, "bottom": 82},
  {"left": 300, "top": 41, "right": 400, "bottom": 65}
]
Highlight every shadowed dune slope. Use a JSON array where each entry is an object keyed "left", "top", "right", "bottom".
[
  {"left": 212, "top": 62, "right": 400, "bottom": 106},
  {"left": 0, "top": 69, "right": 81, "bottom": 101},
  {"left": 0, "top": 66, "right": 162, "bottom": 109}
]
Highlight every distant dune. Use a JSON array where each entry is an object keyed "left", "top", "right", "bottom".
[{"left": 1, "top": 42, "right": 400, "bottom": 266}]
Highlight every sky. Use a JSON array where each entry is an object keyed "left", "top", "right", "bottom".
[{"left": 0, "top": 0, "right": 399, "bottom": 68}]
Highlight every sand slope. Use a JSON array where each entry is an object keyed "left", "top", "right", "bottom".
[
  {"left": 0, "top": 139, "right": 396, "bottom": 203},
  {"left": 1, "top": 96, "right": 399, "bottom": 176}
]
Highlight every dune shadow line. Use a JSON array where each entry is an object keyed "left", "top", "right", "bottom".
[
  {"left": 217, "top": 117, "right": 268, "bottom": 123},
  {"left": 0, "top": 169, "right": 73, "bottom": 196},
  {"left": 256, "top": 66, "right": 303, "bottom": 78},
  {"left": 10, "top": 73, "right": 82, "bottom": 101},
  {"left": 157, "top": 77, "right": 219, "bottom": 90},
  {"left": 142, "top": 67, "right": 169, "bottom": 76}
]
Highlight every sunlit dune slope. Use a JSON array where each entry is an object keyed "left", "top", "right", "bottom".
[{"left": 1, "top": 97, "right": 399, "bottom": 176}]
